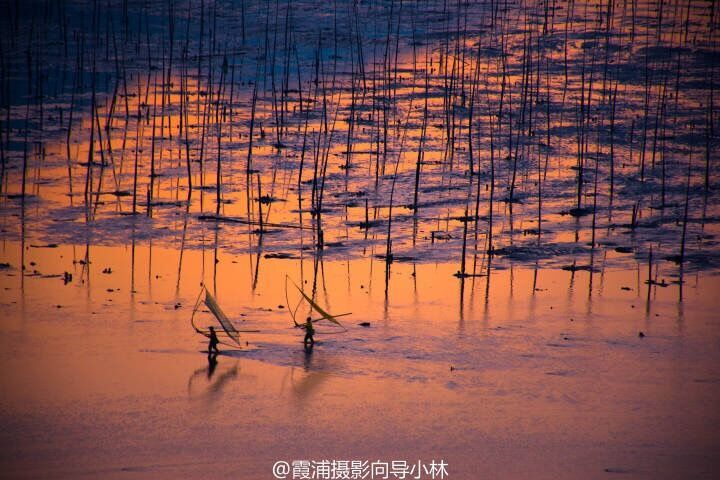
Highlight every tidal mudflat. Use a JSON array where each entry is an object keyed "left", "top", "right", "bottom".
[{"left": 1, "top": 1, "right": 719, "bottom": 478}]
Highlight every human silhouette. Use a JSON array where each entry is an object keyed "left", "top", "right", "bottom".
[
  {"left": 207, "top": 326, "right": 220, "bottom": 355},
  {"left": 302, "top": 316, "right": 315, "bottom": 349}
]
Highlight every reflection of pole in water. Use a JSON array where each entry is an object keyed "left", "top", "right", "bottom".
[
  {"left": 676, "top": 299, "right": 685, "bottom": 336},
  {"left": 252, "top": 244, "right": 262, "bottom": 292},
  {"left": 587, "top": 250, "right": 595, "bottom": 316},
  {"left": 20, "top": 196, "right": 25, "bottom": 292},
  {"left": 130, "top": 224, "right": 136, "bottom": 294},
  {"left": 483, "top": 255, "right": 492, "bottom": 312},
  {"left": 678, "top": 260, "right": 685, "bottom": 304},
  {"left": 646, "top": 245, "right": 653, "bottom": 313},
  {"left": 256, "top": 173, "right": 264, "bottom": 240},
  {"left": 384, "top": 259, "right": 391, "bottom": 301},
  {"left": 212, "top": 220, "right": 219, "bottom": 295},
  {"left": 509, "top": 262, "right": 514, "bottom": 299},
  {"left": 458, "top": 274, "right": 465, "bottom": 324},
  {"left": 567, "top": 259, "right": 576, "bottom": 302},
  {"left": 148, "top": 238, "right": 153, "bottom": 299},
  {"left": 528, "top": 262, "right": 538, "bottom": 325},
  {"left": 598, "top": 249, "right": 608, "bottom": 298}
]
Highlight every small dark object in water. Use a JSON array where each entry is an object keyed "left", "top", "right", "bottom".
[
  {"left": 453, "top": 214, "right": 479, "bottom": 223},
  {"left": 453, "top": 271, "right": 486, "bottom": 278},
  {"left": 257, "top": 195, "right": 282, "bottom": 205},
  {"left": 431, "top": 231, "right": 453, "bottom": 241},
  {"left": 638, "top": 331, "right": 645, "bottom": 338},
  {"left": 359, "top": 322, "right": 371, "bottom": 327},
  {"left": 561, "top": 207, "right": 593, "bottom": 217},
  {"left": 264, "top": 252, "right": 294, "bottom": 259},
  {"left": 278, "top": 305, "right": 285, "bottom": 309},
  {"left": 450, "top": 366, "right": 455, "bottom": 371},
  {"left": 0, "top": 262, "right": 10, "bottom": 269},
  {"left": 621, "top": 286, "right": 631, "bottom": 291},
  {"left": 664, "top": 255, "right": 682, "bottom": 264},
  {"left": 561, "top": 264, "right": 596, "bottom": 272},
  {"left": 604, "top": 468, "right": 631, "bottom": 474}
]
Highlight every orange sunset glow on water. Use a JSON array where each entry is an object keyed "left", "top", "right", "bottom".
[{"left": 1, "top": 1, "right": 719, "bottom": 479}]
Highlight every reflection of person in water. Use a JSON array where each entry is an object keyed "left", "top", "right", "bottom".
[
  {"left": 302, "top": 316, "right": 315, "bottom": 349},
  {"left": 207, "top": 353, "right": 218, "bottom": 379},
  {"left": 207, "top": 326, "right": 220, "bottom": 355}
]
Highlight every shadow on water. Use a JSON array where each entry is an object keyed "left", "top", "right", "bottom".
[
  {"left": 186, "top": 353, "right": 239, "bottom": 403},
  {"left": 284, "top": 349, "right": 331, "bottom": 402}
]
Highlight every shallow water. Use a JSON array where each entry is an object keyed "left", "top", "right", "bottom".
[
  {"left": 1, "top": 242, "right": 719, "bottom": 478},
  {"left": 1, "top": 0, "right": 719, "bottom": 478}
]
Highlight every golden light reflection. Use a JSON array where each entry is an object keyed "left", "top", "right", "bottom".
[{"left": 1, "top": 0, "right": 719, "bottom": 477}]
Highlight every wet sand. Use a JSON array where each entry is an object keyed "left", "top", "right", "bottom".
[
  {"left": 1, "top": 0, "right": 719, "bottom": 477},
  {"left": 1, "top": 243, "right": 719, "bottom": 479}
]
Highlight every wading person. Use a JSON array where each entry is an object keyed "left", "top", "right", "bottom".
[
  {"left": 207, "top": 326, "right": 220, "bottom": 355},
  {"left": 303, "top": 317, "right": 315, "bottom": 349}
]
